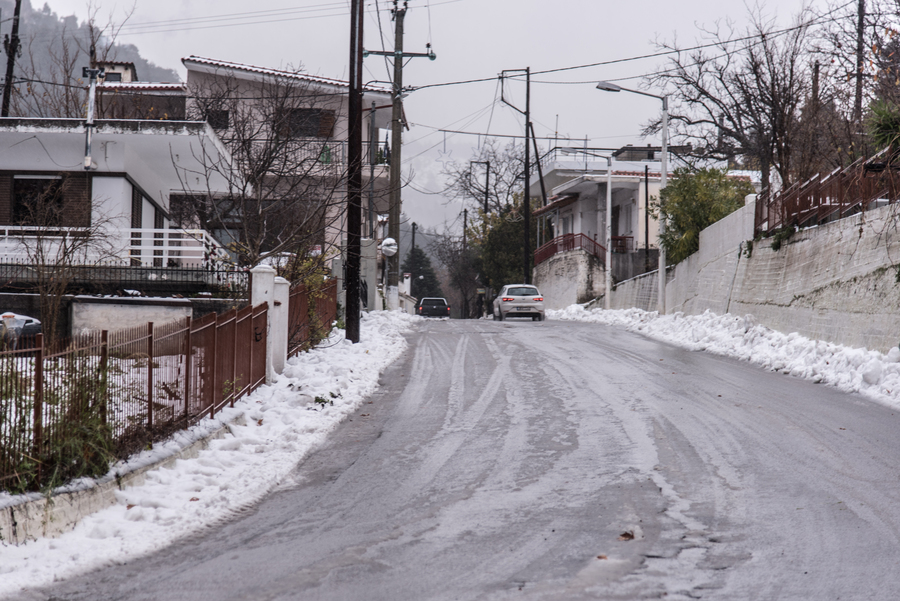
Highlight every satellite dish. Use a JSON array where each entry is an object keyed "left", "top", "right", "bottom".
[{"left": 381, "top": 237, "right": 398, "bottom": 257}]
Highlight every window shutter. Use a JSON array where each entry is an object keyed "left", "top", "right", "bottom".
[
  {"left": 132, "top": 186, "right": 143, "bottom": 229},
  {"left": 317, "top": 110, "right": 336, "bottom": 138}
]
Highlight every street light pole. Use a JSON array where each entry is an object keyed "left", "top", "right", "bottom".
[
  {"left": 596, "top": 81, "right": 668, "bottom": 314},
  {"left": 605, "top": 156, "right": 612, "bottom": 310}
]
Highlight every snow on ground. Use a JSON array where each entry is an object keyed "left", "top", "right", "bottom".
[
  {"left": 3, "top": 304, "right": 899, "bottom": 596},
  {"left": 0, "top": 310, "right": 419, "bottom": 598},
  {"left": 550, "top": 305, "right": 900, "bottom": 408}
]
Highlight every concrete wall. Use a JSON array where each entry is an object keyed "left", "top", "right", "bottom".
[
  {"left": 609, "top": 201, "right": 900, "bottom": 353},
  {"left": 534, "top": 250, "right": 605, "bottom": 309},
  {"left": 71, "top": 296, "right": 192, "bottom": 334}
]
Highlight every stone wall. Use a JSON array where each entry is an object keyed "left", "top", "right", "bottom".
[
  {"left": 609, "top": 202, "right": 900, "bottom": 353},
  {"left": 534, "top": 250, "right": 605, "bottom": 310}
]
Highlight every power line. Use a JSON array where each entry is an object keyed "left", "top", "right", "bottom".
[{"left": 408, "top": 2, "right": 856, "bottom": 92}]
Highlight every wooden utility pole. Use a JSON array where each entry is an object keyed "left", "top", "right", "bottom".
[
  {"left": 854, "top": 0, "right": 865, "bottom": 123},
  {"left": 500, "top": 67, "right": 532, "bottom": 284},
  {"left": 346, "top": 0, "right": 364, "bottom": 343},
  {"left": 2, "top": 0, "right": 23, "bottom": 117},
  {"left": 364, "top": 1, "right": 435, "bottom": 309},
  {"left": 387, "top": 1, "right": 406, "bottom": 310}
]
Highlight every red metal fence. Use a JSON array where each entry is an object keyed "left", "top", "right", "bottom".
[
  {"left": 534, "top": 233, "right": 607, "bottom": 267},
  {"left": 288, "top": 280, "right": 338, "bottom": 357},
  {"left": 755, "top": 149, "right": 900, "bottom": 236},
  {"left": 0, "top": 303, "right": 268, "bottom": 492}
]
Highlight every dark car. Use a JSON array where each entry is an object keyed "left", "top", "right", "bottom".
[{"left": 416, "top": 297, "right": 451, "bottom": 318}]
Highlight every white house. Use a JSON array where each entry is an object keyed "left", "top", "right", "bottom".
[
  {"left": 0, "top": 118, "right": 235, "bottom": 266},
  {"left": 529, "top": 145, "right": 676, "bottom": 308}
]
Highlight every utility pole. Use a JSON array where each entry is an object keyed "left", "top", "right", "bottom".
[
  {"left": 364, "top": 1, "right": 435, "bottom": 310},
  {"left": 2, "top": 0, "right": 23, "bottom": 117},
  {"left": 854, "top": 0, "right": 865, "bottom": 123},
  {"left": 411, "top": 221, "right": 417, "bottom": 250},
  {"left": 471, "top": 160, "right": 490, "bottom": 214},
  {"left": 501, "top": 68, "right": 531, "bottom": 284},
  {"left": 463, "top": 209, "right": 467, "bottom": 252},
  {"left": 386, "top": 1, "right": 406, "bottom": 311},
  {"left": 368, "top": 100, "right": 377, "bottom": 239},
  {"left": 345, "top": 0, "right": 364, "bottom": 343}
]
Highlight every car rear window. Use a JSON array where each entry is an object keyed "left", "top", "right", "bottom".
[
  {"left": 422, "top": 299, "right": 447, "bottom": 306},
  {"left": 507, "top": 287, "right": 539, "bottom": 296}
]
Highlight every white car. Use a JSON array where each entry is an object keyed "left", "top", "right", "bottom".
[{"left": 492, "top": 285, "right": 545, "bottom": 321}]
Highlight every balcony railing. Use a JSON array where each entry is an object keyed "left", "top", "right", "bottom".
[
  {"left": 0, "top": 226, "right": 232, "bottom": 268},
  {"left": 129, "top": 228, "right": 233, "bottom": 267},
  {"left": 534, "top": 233, "right": 607, "bottom": 267},
  {"left": 290, "top": 139, "right": 390, "bottom": 167}
]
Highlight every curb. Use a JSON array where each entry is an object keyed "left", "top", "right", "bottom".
[{"left": 0, "top": 414, "right": 247, "bottom": 546}]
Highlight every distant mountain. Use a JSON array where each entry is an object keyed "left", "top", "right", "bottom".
[{"left": 0, "top": 0, "right": 179, "bottom": 117}]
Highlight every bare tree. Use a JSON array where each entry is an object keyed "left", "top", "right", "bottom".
[
  {"left": 12, "top": 173, "right": 117, "bottom": 344},
  {"left": 647, "top": 8, "right": 815, "bottom": 189},
  {"left": 442, "top": 139, "right": 525, "bottom": 214},
  {"left": 431, "top": 230, "right": 478, "bottom": 319},
  {"left": 172, "top": 67, "right": 362, "bottom": 276},
  {"left": 10, "top": 3, "right": 137, "bottom": 118}
]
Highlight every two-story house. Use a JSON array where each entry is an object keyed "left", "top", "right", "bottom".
[
  {"left": 179, "top": 56, "right": 393, "bottom": 262},
  {"left": 529, "top": 144, "right": 688, "bottom": 309},
  {"left": 0, "top": 117, "right": 234, "bottom": 268}
]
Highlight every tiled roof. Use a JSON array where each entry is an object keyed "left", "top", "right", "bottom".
[
  {"left": 98, "top": 82, "right": 185, "bottom": 92},
  {"left": 182, "top": 56, "right": 390, "bottom": 94}
]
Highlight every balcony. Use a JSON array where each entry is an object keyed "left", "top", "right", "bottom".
[
  {"left": 534, "top": 233, "right": 607, "bottom": 267},
  {"left": 0, "top": 226, "right": 232, "bottom": 268}
]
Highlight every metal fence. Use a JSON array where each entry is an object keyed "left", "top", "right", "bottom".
[
  {"left": 534, "top": 233, "right": 607, "bottom": 267},
  {"left": 288, "top": 280, "right": 337, "bottom": 357},
  {"left": 754, "top": 148, "right": 900, "bottom": 236},
  {"left": 0, "top": 301, "right": 268, "bottom": 492},
  {"left": 0, "top": 262, "right": 250, "bottom": 299}
]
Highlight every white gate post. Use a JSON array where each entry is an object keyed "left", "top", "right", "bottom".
[{"left": 250, "top": 264, "right": 277, "bottom": 383}]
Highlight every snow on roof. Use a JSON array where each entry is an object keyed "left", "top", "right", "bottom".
[
  {"left": 182, "top": 55, "right": 390, "bottom": 95},
  {"left": 98, "top": 82, "right": 185, "bottom": 92}
]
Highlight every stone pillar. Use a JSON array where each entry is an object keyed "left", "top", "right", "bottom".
[
  {"left": 272, "top": 276, "right": 289, "bottom": 375},
  {"left": 250, "top": 264, "right": 277, "bottom": 383}
]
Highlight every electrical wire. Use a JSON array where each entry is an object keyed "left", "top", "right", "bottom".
[{"left": 408, "top": 1, "right": 857, "bottom": 92}]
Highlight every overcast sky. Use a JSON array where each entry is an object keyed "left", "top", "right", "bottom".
[{"left": 45, "top": 0, "right": 823, "bottom": 234}]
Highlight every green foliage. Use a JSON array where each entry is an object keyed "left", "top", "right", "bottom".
[
  {"left": 867, "top": 100, "right": 900, "bottom": 150},
  {"left": 476, "top": 199, "right": 538, "bottom": 293},
  {"left": 401, "top": 246, "right": 444, "bottom": 300},
  {"left": 769, "top": 225, "right": 795, "bottom": 251},
  {"left": 653, "top": 167, "right": 755, "bottom": 265},
  {"left": 4, "top": 357, "right": 115, "bottom": 494}
]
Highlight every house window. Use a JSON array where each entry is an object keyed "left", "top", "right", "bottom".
[
  {"left": 13, "top": 177, "right": 63, "bottom": 225},
  {"left": 278, "top": 108, "right": 335, "bottom": 138},
  {"left": 104, "top": 72, "right": 122, "bottom": 83},
  {"left": 206, "top": 109, "right": 229, "bottom": 130}
]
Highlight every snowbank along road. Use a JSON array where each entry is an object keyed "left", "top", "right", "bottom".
[{"left": 15, "top": 317, "right": 900, "bottom": 600}]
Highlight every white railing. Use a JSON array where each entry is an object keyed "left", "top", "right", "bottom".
[
  {"left": 129, "top": 228, "right": 233, "bottom": 267},
  {"left": 0, "top": 226, "right": 233, "bottom": 267}
]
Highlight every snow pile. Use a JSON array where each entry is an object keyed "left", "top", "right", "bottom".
[
  {"left": 0, "top": 310, "right": 419, "bottom": 597},
  {"left": 550, "top": 305, "right": 900, "bottom": 406}
]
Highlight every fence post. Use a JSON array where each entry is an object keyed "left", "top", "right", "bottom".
[
  {"left": 184, "top": 316, "right": 192, "bottom": 423},
  {"left": 147, "top": 322, "right": 154, "bottom": 431},
  {"left": 100, "top": 330, "right": 108, "bottom": 426},
  {"left": 211, "top": 313, "right": 218, "bottom": 419},
  {"left": 250, "top": 264, "right": 277, "bottom": 384},
  {"left": 33, "top": 333, "right": 43, "bottom": 484},
  {"left": 272, "top": 277, "right": 289, "bottom": 375}
]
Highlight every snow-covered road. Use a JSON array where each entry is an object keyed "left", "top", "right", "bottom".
[{"left": 9, "top": 312, "right": 900, "bottom": 600}]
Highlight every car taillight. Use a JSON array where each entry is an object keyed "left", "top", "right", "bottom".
[
  {"left": 502, "top": 297, "right": 514, "bottom": 301},
  {"left": 533, "top": 297, "right": 543, "bottom": 301}
]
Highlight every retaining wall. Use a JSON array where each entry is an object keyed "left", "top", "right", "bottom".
[{"left": 608, "top": 202, "right": 900, "bottom": 353}]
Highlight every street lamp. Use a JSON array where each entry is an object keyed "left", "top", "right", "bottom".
[{"left": 596, "top": 81, "right": 668, "bottom": 315}]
